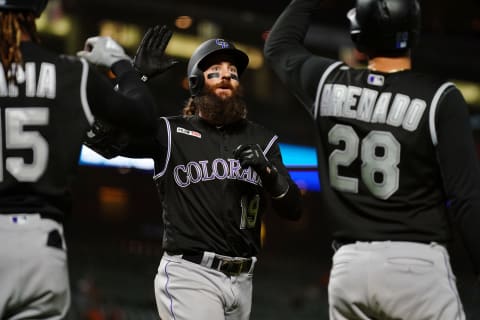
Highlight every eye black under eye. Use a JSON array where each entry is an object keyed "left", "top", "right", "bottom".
[{"left": 207, "top": 72, "right": 220, "bottom": 79}]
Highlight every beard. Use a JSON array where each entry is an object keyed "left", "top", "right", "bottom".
[{"left": 193, "top": 81, "right": 247, "bottom": 126}]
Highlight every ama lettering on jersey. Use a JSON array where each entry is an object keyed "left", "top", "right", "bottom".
[{"left": 0, "top": 63, "right": 56, "bottom": 99}]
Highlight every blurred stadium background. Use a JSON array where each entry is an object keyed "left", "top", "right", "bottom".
[{"left": 35, "top": 0, "right": 480, "bottom": 318}]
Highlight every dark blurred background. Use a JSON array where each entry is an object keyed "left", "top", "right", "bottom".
[{"left": 36, "top": 0, "right": 480, "bottom": 319}]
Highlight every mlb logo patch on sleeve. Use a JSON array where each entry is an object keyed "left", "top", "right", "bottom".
[
  {"left": 177, "top": 127, "right": 202, "bottom": 138},
  {"left": 367, "top": 74, "right": 385, "bottom": 87}
]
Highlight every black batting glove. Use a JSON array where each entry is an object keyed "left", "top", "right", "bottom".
[
  {"left": 133, "top": 25, "right": 179, "bottom": 82},
  {"left": 84, "top": 119, "right": 130, "bottom": 159},
  {"left": 233, "top": 144, "right": 289, "bottom": 198},
  {"left": 233, "top": 144, "right": 269, "bottom": 173}
]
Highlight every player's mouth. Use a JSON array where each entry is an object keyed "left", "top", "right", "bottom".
[
  {"left": 214, "top": 82, "right": 235, "bottom": 97},
  {"left": 215, "top": 81, "right": 233, "bottom": 89}
]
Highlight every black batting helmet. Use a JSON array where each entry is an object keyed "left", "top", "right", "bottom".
[
  {"left": 347, "top": 0, "right": 421, "bottom": 56},
  {"left": 0, "top": 0, "right": 48, "bottom": 17},
  {"left": 187, "top": 38, "right": 249, "bottom": 97}
]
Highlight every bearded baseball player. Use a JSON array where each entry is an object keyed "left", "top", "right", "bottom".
[
  {"left": 0, "top": 1, "right": 164, "bottom": 318},
  {"left": 265, "top": 0, "right": 480, "bottom": 319},
  {"left": 83, "top": 35, "right": 303, "bottom": 319}
]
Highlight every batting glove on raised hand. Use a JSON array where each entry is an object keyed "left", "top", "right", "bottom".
[
  {"left": 233, "top": 144, "right": 289, "bottom": 198},
  {"left": 77, "top": 36, "right": 131, "bottom": 67},
  {"left": 133, "top": 25, "right": 179, "bottom": 82}
]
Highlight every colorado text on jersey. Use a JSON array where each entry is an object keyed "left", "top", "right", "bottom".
[{"left": 173, "top": 158, "right": 262, "bottom": 188}]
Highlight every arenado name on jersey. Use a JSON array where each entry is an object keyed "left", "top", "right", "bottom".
[
  {"left": 173, "top": 158, "right": 261, "bottom": 188},
  {"left": 318, "top": 82, "right": 426, "bottom": 131},
  {"left": 0, "top": 62, "right": 56, "bottom": 98}
]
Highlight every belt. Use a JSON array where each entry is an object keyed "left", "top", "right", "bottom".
[{"left": 175, "top": 251, "right": 254, "bottom": 276}]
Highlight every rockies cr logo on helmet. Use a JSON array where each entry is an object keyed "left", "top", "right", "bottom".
[{"left": 215, "top": 39, "right": 231, "bottom": 49}]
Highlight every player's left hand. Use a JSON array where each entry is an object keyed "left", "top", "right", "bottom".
[
  {"left": 77, "top": 36, "right": 131, "bottom": 67},
  {"left": 233, "top": 144, "right": 269, "bottom": 172},
  {"left": 233, "top": 144, "right": 289, "bottom": 198},
  {"left": 133, "top": 25, "right": 179, "bottom": 82}
]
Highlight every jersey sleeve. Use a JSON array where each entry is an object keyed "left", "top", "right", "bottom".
[
  {"left": 111, "top": 117, "right": 169, "bottom": 158},
  {"left": 265, "top": 138, "right": 303, "bottom": 221},
  {"left": 435, "top": 86, "right": 480, "bottom": 275},
  {"left": 81, "top": 59, "right": 157, "bottom": 134},
  {"left": 264, "top": 0, "right": 338, "bottom": 115},
  {"left": 84, "top": 116, "right": 168, "bottom": 163}
]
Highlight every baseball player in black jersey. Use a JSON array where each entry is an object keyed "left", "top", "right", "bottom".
[
  {"left": 84, "top": 37, "right": 303, "bottom": 320},
  {"left": 265, "top": 0, "right": 480, "bottom": 319},
  {"left": 0, "top": 1, "right": 164, "bottom": 318}
]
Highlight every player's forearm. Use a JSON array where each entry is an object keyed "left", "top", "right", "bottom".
[
  {"left": 455, "top": 207, "right": 480, "bottom": 275},
  {"left": 436, "top": 88, "right": 480, "bottom": 275},
  {"left": 265, "top": 0, "right": 333, "bottom": 114},
  {"left": 112, "top": 60, "right": 159, "bottom": 125},
  {"left": 271, "top": 180, "right": 303, "bottom": 221},
  {"left": 264, "top": 0, "right": 317, "bottom": 84},
  {"left": 87, "top": 70, "right": 157, "bottom": 134}
]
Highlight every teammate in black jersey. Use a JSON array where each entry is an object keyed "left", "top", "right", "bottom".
[
  {"left": 0, "top": 1, "right": 163, "bottom": 319},
  {"left": 265, "top": 0, "right": 480, "bottom": 319},
  {"left": 83, "top": 37, "right": 303, "bottom": 320}
]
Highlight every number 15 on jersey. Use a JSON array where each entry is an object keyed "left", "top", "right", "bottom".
[{"left": 1, "top": 107, "right": 49, "bottom": 182}]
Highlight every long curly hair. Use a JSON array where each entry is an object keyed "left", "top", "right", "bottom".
[
  {"left": 182, "top": 98, "right": 197, "bottom": 116},
  {"left": 0, "top": 11, "right": 39, "bottom": 81}
]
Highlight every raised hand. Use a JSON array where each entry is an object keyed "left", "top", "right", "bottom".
[{"left": 133, "top": 25, "right": 179, "bottom": 81}]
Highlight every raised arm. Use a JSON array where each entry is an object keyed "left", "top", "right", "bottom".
[
  {"left": 76, "top": 36, "right": 157, "bottom": 134},
  {"left": 81, "top": 26, "right": 178, "bottom": 159},
  {"left": 84, "top": 60, "right": 157, "bottom": 134},
  {"left": 436, "top": 87, "right": 480, "bottom": 277},
  {"left": 264, "top": 0, "right": 338, "bottom": 113}
]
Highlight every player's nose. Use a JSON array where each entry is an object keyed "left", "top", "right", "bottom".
[{"left": 219, "top": 68, "right": 232, "bottom": 80}]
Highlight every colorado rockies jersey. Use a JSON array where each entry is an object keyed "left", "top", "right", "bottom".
[
  {"left": 0, "top": 42, "right": 156, "bottom": 222},
  {"left": 265, "top": 0, "right": 480, "bottom": 272},
  {"left": 157, "top": 116, "right": 300, "bottom": 257},
  {"left": 313, "top": 65, "right": 453, "bottom": 242},
  {"left": 118, "top": 115, "right": 301, "bottom": 257}
]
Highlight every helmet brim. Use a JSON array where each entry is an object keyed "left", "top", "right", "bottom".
[{"left": 198, "top": 48, "right": 249, "bottom": 76}]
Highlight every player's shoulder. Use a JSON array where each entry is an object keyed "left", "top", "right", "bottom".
[
  {"left": 241, "top": 119, "right": 278, "bottom": 140},
  {"left": 58, "top": 53, "right": 82, "bottom": 64},
  {"left": 158, "top": 115, "right": 197, "bottom": 131},
  {"left": 164, "top": 115, "right": 191, "bottom": 125},
  {"left": 21, "top": 42, "right": 76, "bottom": 65},
  {"left": 414, "top": 72, "right": 462, "bottom": 101},
  {"left": 21, "top": 42, "right": 85, "bottom": 77},
  {"left": 244, "top": 118, "right": 274, "bottom": 131},
  {"left": 57, "top": 54, "right": 88, "bottom": 73},
  {"left": 406, "top": 70, "right": 451, "bottom": 88}
]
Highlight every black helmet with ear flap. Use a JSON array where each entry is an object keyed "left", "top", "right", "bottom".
[
  {"left": 347, "top": 0, "right": 421, "bottom": 56},
  {"left": 0, "top": 0, "right": 48, "bottom": 17},
  {"left": 187, "top": 38, "right": 249, "bottom": 97}
]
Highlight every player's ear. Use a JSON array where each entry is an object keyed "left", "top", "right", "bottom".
[{"left": 188, "top": 73, "right": 204, "bottom": 97}]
